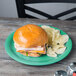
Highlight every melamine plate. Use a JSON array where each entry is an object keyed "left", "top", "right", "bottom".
[{"left": 5, "top": 25, "right": 72, "bottom": 66}]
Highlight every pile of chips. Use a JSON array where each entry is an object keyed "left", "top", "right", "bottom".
[{"left": 41, "top": 25, "right": 69, "bottom": 57}]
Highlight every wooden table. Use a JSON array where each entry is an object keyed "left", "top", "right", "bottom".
[{"left": 0, "top": 18, "right": 76, "bottom": 76}]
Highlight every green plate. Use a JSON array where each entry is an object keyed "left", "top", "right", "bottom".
[{"left": 5, "top": 25, "right": 72, "bottom": 66}]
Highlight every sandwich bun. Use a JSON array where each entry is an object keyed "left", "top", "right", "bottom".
[{"left": 13, "top": 24, "right": 48, "bottom": 48}]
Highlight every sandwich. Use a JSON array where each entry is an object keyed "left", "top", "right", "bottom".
[{"left": 13, "top": 24, "right": 48, "bottom": 57}]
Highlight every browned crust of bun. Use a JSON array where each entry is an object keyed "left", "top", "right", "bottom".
[{"left": 13, "top": 24, "right": 48, "bottom": 48}]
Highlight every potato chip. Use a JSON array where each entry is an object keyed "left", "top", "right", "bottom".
[
  {"left": 47, "top": 47, "right": 57, "bottom": 57},
  {"left": 52, "top": 45, "right": 65, "bottom": 51},
  {"left": 52, "top": 32, "right": 55, "bottom": 41},
  {"left": 54, "top": 30, "right": 61, "bottom": 39},
  {"left": 52, "top": 35, "right": 69, "bottom": 46},
  {"left": 42, "top": 26, "right": 53, "bottom": 45},
  {"left": 42, "top": 26, "right": 56, "bottom": 45},
  {"left": 41, "top": 25, "right": 69, "bottom": 57},
  {"left": 61, "top": 35, "right": 69, "bottom": 44},
  {"left": 55, "top": 47, "right": 66, "bottom": 54}
]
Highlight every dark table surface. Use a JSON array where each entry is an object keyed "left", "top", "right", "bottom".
[{"left": 0, "top": 17, "right": 76, "bottom": 76}]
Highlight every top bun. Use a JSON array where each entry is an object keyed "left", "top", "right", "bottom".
[{"left": 13, "top": 24, "right": 48, "bottom": 48}]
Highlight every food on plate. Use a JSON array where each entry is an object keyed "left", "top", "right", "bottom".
[
  {"left": 47, "top": 47, "right": 57, "bottom": 57},
  {"left": 13, "top": 24, "right": 69, "bottom": 58},
  {"left": 13, "top": 24, "right": 48, "bottom": 57},
  {"left": 41, "top": 25, "right": 69, "bottom": 57}
]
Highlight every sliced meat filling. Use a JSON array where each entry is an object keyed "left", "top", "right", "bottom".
[{"left": 14, "top": 43, "right": 46, "bottom": 57}]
